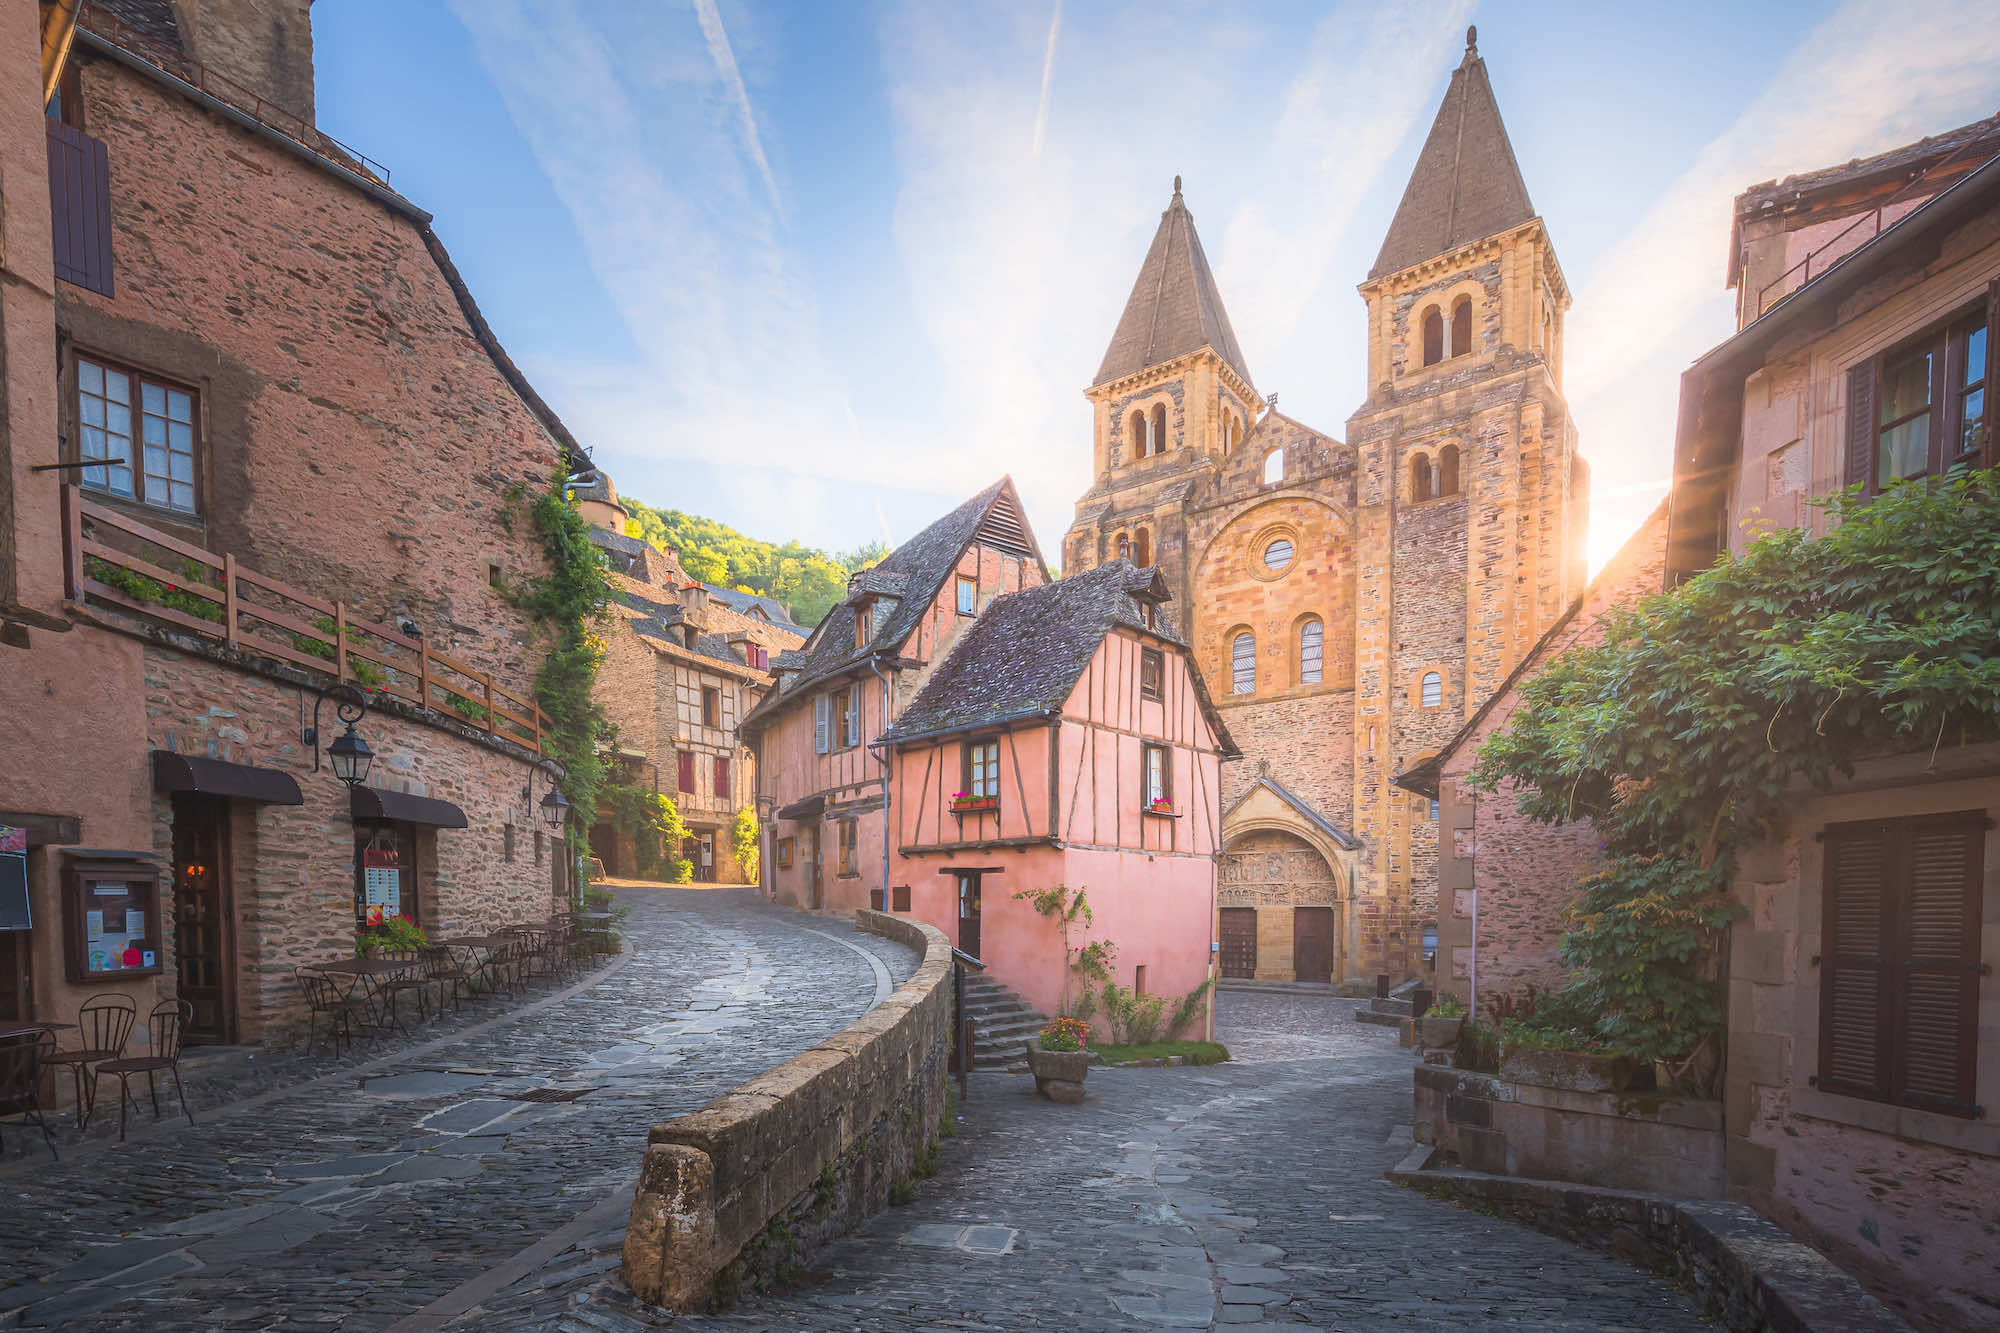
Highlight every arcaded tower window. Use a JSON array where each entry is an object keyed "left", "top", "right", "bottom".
[{"left": 1231, "top": 631, "right": 1256, "bottom": 694}]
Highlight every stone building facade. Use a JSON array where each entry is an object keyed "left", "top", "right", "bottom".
[
  {"left": 1, "top": 1, "right": 591, "bottom": 1059},
  {"left": 1064, "top": 31, "right": 1587, "bottom": 984},
  {"left": 579, "top": 471, "right": 803, "bottom": 884}
]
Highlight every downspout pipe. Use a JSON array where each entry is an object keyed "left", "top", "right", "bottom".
[{"left": 867, "top": 658, "right": 894, "bottom": 902}]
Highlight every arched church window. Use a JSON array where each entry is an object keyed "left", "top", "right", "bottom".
[
  {"left": 1297, "top": 617, "right": 1323, "bottom": 686},
  {"left": 1450, "top": 297, "right": 1472, "bottom": 359},
  {"left": 1263, "top": 449, "right": 1284, "bottom": 485},
  {"left": 1128, "top": 409, "right": 1147, "bottom": 459},
  {"left": 1439, "top": 444, "right": 1460, "bottom": 497},
  {"left": 1222, "top": 414, "right": 1235, "bottom": 452},
  {"left": 1410, "top": 453, "right": 1433, "bottom": 502},
  {"left": 1420, "top": 671, "right": 1443, "bottom": 708},
  {"left": 1151, "top": 403, "right": 1168, "bottom": 454},
  {"left": 1422, "top": 307, "right": 1444, "bottom": 366},
  {"left": 1231, "top": 631, "right": 1256, "bottom": 695},
  {"left": 1134, "top": 528, "right": 1152, "bottom": 568}
]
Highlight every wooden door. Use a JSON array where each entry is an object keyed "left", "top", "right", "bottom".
[
  {"left": 1292, "top": 907, "right": 1335, "bottom": 983},
  {"left": 1219, "top": 908, "right": 1257, "bottom": 979},
  {"left": 807, "top": 824, "right": 822, "bottom": 909},
  {"left": 0, "top": 930, "right": 28, "bottom": 1024},
  {"left": 956, "top": 872, "right": 982, "bottom": 959},
  {"left": 172, "top": 797, "right": 235, "bottom": 1044}
]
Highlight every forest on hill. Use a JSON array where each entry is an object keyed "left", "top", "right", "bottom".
[{"left": 620, "top": 496, "right": 886, "bottom": 628}]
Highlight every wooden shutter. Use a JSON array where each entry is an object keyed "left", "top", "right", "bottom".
[
  {"left": 46, "top": 118, "right": 114, "bottom": 297},
  {"left": 713, "top": 756, "right": 729, "bottom": 800},
  {"left": 1844, "top": 360, "right": 1876, "bottom": 492},
  {"left": 1820, "top": 826, "right": 1891, "bottom": 1099},
  {"left": 676, "top": 751, "right": 694, "bottom": 795},
  {"left": 813, "top": 694, "right": 828, "bottom": 754},
  {"left": 1895, "top": 815, "right": 1983, "bottom": 1114}
]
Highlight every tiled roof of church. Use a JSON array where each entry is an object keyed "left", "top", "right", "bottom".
[
  {"left": 879, "top": 560, "right": 1237, "bottom": 755},
  {"left": 1094, "top": 180, "right": 1254, "bottom": 391},
  {"left": 1370, "top": 28, "right": 1538, "bottom": 280}
]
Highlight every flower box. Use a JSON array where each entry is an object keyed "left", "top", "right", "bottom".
[
  {"left": 950, "top": 796, "right": 999, "bottom": 815},
  {"left": 1141, "top": 801, "right": 1177, "bottom": 817}
]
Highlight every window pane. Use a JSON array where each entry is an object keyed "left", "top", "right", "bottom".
[
  {"left": 1879, "top": 350, "right": 1932, "bottom": 425},
  {"left": 1264, "top": 539, "right": 1293, "bottom": 571},
  {"left": 80, "top": 394, "right": 104, "bottom": 426},
  {"left": 1421, "top": 672, "right": 1443, "bottom": 707},
  {"left": 169, "top": 482, "right": 195, "bottom": 512},
  {"left": 1958, "top": 387, "right": 1984, "bottom": 460},
  {"left": 104, "top": 368, "right": 129, "bottom": 404},
  {"left": 142, "top": 414, "right": 166, "bottom": 445},
  {"left": 78, "top": 359, "right": 103, "bottom": 395},
  {"left": 1299, "top": 620, "right": 1323, "bottom": 685},
  {"left": 107, "top": 402, "right": 130, "bottom": 438},
  {"left": 107, "top": 464, "right": 133, "bottom": 498},
  {"left": 1231, "top": 632, "right": 1255, "bottom": 694},
  {"left": 1965, "top": 325, "right": 1986, "bottom": 388},
  {"left": 168, "top": 389, "right": 192, "bottom": 422},
  {"left": 1879, "top": 416, "right": 1929, "bottom": 482},
  {"left": 141, "top": 381, "right": 165, "bottom": 414}
]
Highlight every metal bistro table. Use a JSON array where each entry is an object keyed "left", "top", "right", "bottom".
[
  {"left": 310, "top": 956, "right": 419, "bottom": 1034},
  {"left": 0, "top": 1022, "right": 75, "bottom": 1042},
  {"left": 437, "top": 934, "right": 517, "bottom": 997},
  {"left": 571, "top": 910, "right": 614, "bottom": 957}
]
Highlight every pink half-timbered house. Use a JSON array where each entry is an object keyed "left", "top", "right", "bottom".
[{"left": 877, "top": 560, "right": 1238, "bottom": 1019}]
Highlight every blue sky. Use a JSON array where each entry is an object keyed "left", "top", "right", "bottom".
[{"left": 315, "top": 1, "right": 2000, "bottom": 572}]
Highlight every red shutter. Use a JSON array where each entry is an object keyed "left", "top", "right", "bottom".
[
  {"left": 46, "top": 118, "right": 114, "bottom": 297},
  {"left": 1844, "top": 360, "right": 1876, "bottom": 492},
  {"left": 676, "top": 752, "right": 694, "bottom": 795},
  {"left": 1820, "top": 827, "right": 1891, "bottom": 1099},
  {"left": 713, "top": 756, "right": 730, "bottom": 800},
  {"left": 1896, "top": 816, "right": 1983, "bottom": 1114}
]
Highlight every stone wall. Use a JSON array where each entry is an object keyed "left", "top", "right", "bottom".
[
  {"left": 1414, "top": 1064, "right": 1726, "bottom": 1199},
  {"left": 622, "top": 911, "right": 952, "bottom": 1311}
]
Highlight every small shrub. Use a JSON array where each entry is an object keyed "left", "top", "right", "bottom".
[
  {"left": 1426, "top": 993, "right": 1467, "bottom": 1020},
  {"left": 913, "top": 1138, "right": 941, "bottom": 1179},
  {"left": 1499, "top": 1017, "right": 1603, "bottom": 1053},
  {"left": 1165, "top": 978, "right": 1213, "bottom": 1039},
  {"left": 888, "top": 1174, "right": 916, "bottom": 1206},
  {"left": 1456, "top": 1020, "right": 1501, "bottom": 1072}
]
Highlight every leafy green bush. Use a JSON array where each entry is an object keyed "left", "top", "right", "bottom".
[
  {"left": 601, "top": 783, "right": 688, "bottom": 880},
  {"left": 1425, "top": 993, "right": 1466, "bottom": 1020},
  {"left": 86, "top": 556, "right": 224, "bottom": 623},
  {"left": 731, "top": 806, "right": 760, "bottom": 882},
  {"left": 620, "top": 497, "right": 885, "bottom": 628},
  {"left": 1500, "top": 1018, "right": 1602, "bottom": 1053}
]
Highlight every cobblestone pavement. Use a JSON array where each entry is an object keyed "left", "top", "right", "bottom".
[
  {"left": 0, "top": 887, "right": 912, "bottom": 1332},
  {"left": 492, "top": 989, "right": 1710, "bottom": 1332}
]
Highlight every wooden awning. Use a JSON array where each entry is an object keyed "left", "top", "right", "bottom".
[
  {"left": 151, "top": 751, "right": 304, "bottom": 806},
  {"left": 775, "top": 794, "right": 825, "bottom": 822},
  {"left": 351, "top": 786, "right": 468, "bottom": 829}
]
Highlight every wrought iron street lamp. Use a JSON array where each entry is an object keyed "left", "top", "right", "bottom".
[
  {"left": 540, "top": 785, "right": 569, "bottom": 828},
  {"left": 303, "top": 682, "right": 374, "bottom": 787}
]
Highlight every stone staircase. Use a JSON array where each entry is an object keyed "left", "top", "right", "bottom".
[
  {"left": 959, "top": 973, "right": 1049, "bottom": 1071},
  {"left": 1355, "top": 977, "right": 1423, "bottom": 1028}
]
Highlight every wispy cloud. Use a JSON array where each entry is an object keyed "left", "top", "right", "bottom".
[
  {"left": 1030, "top": 1, "right": 1062, "bottom": 160},
  {"left": 1569, "top": 0, "right": 2000, "bottom": 568},
  {"left": 692, "top": 0, "right": 784, "bottom": 220}
]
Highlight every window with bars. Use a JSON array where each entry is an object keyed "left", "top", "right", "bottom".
[
  {"left": 1140, "top": 647, "right": 1164, "bottom": 700},
  {"left": 963, "top": 739, "right": 999, "bottom": 798},
  {"left": 1298, "top": 619, "right": 1323, "bottom": 685},
  {"left": 1231, "top": 631, "right": 1256, "bottom": 695},
  {"left": 76, "top": 357, "right": 198, "bottom": 514},
  {"left": 1818, "top": 811, "right": 1986, "bottom": 1118},
  {"left": 1846, "top": 296, "right": 1992, "bottom": 494}
]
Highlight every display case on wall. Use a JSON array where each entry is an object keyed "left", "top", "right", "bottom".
[{"left": 62, "top": 856, "right": 164, "bottom": 984}]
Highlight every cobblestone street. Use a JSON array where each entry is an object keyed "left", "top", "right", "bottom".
[{"left": 0, "top": 887, "right": 913, "bottom": 1332}]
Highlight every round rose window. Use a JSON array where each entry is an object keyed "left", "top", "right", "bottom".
[{"left": 1263, "top": 538, "right": 1294, "bottom": 572}]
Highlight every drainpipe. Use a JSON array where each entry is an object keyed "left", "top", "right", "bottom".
[
  {"left": 867, "top": 658, "right": 894, "bottom": 903},
  {"left": 1467, "top": 789, "right": 1479, "bottom": 1020}
]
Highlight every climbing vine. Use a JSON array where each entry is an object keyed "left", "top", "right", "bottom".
[
  {"left": 731, "top": 806, "right": 760, "bottom": 883},
  {"left": 600, "top": 782, "right": 690, "bottom": 881},
  {"left": 1469, "top": 471, "right": 2000, "bottom": 1071}
]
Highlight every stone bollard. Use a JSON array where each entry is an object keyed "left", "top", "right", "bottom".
[{"left": 623, "top": 1142, "right": 719, "bottom": 1311}]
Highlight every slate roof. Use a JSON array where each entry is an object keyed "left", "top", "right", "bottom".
[
  {"left": 1095, "top": 180, "right": 1254, "bottom": 391},
  {"left": 90, "top": 0, "right": 187, "bottom": 53},
  {"left": 701, "top": 584, "right": 802, "bottom": 631},
  {"left": 739, "top": 478, "right": 1046, "bottom": 734},
  {"left": 1370, "top": 30, "right": 1538, "bottom": 280},
  {"left": 878, "top": 560, "right": 1237, "bottom": 756},
  {"left": 587, "top": 527, "right": 648, "bottom": 559}
]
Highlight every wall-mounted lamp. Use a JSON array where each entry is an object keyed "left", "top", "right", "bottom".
[
  {"left": 303, "top": 682, "right": 374, "bottom": 787},
  {"left": 524, "top": 762, "right": 570, "bottom": 828}
]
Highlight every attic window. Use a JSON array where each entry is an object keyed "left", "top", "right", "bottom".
[
  {"left": 1140, "top": 648, "right": 1163, "bottom": 700},
  {"left": 854, "top": 598, "right": 874, "bottom": 648},
  {"left": 956, "top": 575, "right": 976, "bottom": 617}
]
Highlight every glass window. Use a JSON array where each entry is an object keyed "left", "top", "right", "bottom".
[
  {"left": 1878, "top": 346, "right": 1933, "bottom": 484},
  {"left": 1263, "top": 539, "right": 1293, "bottom": 572},
  {"left": 702, "top": 687, "right": 720, "bottom": 728},
  {"left": 1954, "top": 320, "right": 1986, "bottom": 465},
  {"left": 1262, "top": 450, "right": 1284, "bottom": 485},
  {"left": 354, "top": 822, "right": 420, "bottom": 930},
  {"left": 840, "top": 687, "right": 860, "bottom": 748},
  {"left": 966, "top": 740, "right": 999, "bottom": 798},
  {"left": 1140, "top": 647, "right": 1164, "bottom": 700},
  {"left": 77, "top": 358, "right": 197, "bottom": 513},
  {"left": 1421, "top": 671, "right": 1443, "bottom": 708},
  {"left": 838, "top": 819, "right": 858, "bottom": 877},
  {"left": 956, "top": 575, "right": 977, "bottom": 616},
  {"left": 1298, "top": 619, "right": 1323, "bottom": 685},
  {"left": 1143, "top": 744, "right": 1170, "bottom": 807},
  {"left": 1231, "top": 632, "right": 1256, "bottom": 695}
]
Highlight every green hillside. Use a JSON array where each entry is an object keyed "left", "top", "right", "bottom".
[{"left": 621, "top": 497, "right": 886, "bottom": 628}]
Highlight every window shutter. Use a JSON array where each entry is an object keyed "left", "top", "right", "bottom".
[
  {"left": 46, "top": 118, "right": 114, "bottom": 297},
  {"left": 677, "top": 751, "right": 695, "bottom": 794},
  {"left": 1844, "top": 360, "right": 1875, "bottom": 492},
  {"left": 714, "top": 756, "right": 730, "bottom": 800},
  {"left": 813, "top": 694, "right": 828, "bottom": 754},
  {"left": 1896, "top": 817, "right": 1982, "bottom": 1112},
  {"left": 1819, "top": 827, "right": 1891, "bottom": 1099}
]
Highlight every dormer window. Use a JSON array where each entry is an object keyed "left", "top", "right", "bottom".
[
  {"left": 956, "top": 575, "right": 977, "bottom": 616},
  {"left": 854, "top": 597, "right": 874, "bottom": 648}
]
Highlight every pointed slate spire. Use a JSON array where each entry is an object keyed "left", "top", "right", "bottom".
[
  {"left": 1094, "top": 178, "right": 1255, "bottom": 391},
  {"left": 1369, "top": 28, "right": 1538, "bottom": 280}
]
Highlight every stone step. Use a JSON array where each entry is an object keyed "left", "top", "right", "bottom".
[
  {"left": 1368, "top": 997, "right": 1415, "bottom": 1017},
  {"left": 1354, "top": 1008, "right": 1405, "bottom": 1028}
]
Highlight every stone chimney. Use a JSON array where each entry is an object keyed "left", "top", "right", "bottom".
[{"left": 181, "top": 0, "right": 316, "bottom": 124}]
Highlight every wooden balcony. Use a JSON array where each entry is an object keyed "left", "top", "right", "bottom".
[{"left": 62, "top": 485, "right": 555, "bottom": 757}]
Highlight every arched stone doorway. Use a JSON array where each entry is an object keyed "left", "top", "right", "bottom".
[{"left": 1218, "top": 829, "right": 1345, "bottom": 983}]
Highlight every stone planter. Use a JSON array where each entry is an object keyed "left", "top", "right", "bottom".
[
  {"left": 1499, "top": 1047, "right": 1645, "bottom": 1093},
  {"left": 1418, "top": 1016, "right": 1463, "bottom": 1050},
  {"left": 1025, "top": 1044, "right": 1091, "bottom": 1104}
]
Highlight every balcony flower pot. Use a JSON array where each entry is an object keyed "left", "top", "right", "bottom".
[
  {"left": 1025, "top": 1045, "right": 1091, "bottom": 1104},
  {"left": 1498, "top": 1047, "right": 1644, "bottom": 1093},
  {"left": 950, "top": 795, "right": 999, "bottom": 815}
]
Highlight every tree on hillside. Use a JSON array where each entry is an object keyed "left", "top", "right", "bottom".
[{"left": 620, "top": 498, "right": 884, "bottom": 627}]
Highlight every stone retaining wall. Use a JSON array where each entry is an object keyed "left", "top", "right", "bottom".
[
  {"left": 1414, "top": 1063, "right": 1726, "bottom": 1197},
  {"left": 1391, "top": 1168, "right": 1913, "bottom": 1333},
  {"left": 621, "top": 910, "right": 953, "bottom": 1311}
]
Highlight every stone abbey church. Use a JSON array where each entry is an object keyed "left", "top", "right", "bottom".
[{"left": 1064, "top": 33, "right": 1588, "bottom": 985}]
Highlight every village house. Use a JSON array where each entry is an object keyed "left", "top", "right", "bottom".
[
  {"left": 0, "top": 1, "right": 592, "bottom": 1061},
  {"left": 1399, "top": 114, "right": 2000, "bottom": 1330},
  {"left": 574, "top": 469, "right": 803, "bottom": 882},
  {"left": 875, "top": 559, "right": 1236, "bottom": 1021},
  {"left": 1063, "top": 28, "right": 1587, "bottom": 988},
  {"left": 741, "top": 479, "right": 1046, "bottom": 913}
]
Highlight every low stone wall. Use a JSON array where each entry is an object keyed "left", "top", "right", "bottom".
[
  {"left": 622, "top": 910, "right": 953, "bottom": 1311},
  {"left": 1392, "top": 1168, "right": 1913, "bottom": 1332},
  {"left": 1414, "top": 1063, "right": 1726, "bottom": 1197}
]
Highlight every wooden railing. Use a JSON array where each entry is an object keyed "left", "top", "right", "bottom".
[{"left": 62, "top": 485, "right": 553, "bottom": 756}]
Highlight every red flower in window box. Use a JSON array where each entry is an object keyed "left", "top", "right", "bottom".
[
  {"left": 951, "top": 793, "right": 998, "bottom": 814},
  {"left": 1145, "top": 796, "right": 1175, "bottom": 815}
]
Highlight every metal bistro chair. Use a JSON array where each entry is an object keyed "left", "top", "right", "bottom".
[
  {"left": 544, "top": 916, "right": 578, "bottom": 984},
  {"left": 0, "top": 1030, "right": 59, "bottom": 1160},
  {"left": 297, "top": 965, "right": 371, "bottom": 1056},
  {"left": 422, "top": 945, "right": 474, "bottom": 1015},
  {"left": 374, "top": 948, "right": 434, "bottom": 1029},
  {"left": 40, "top": 992, "right": 137, "bottom": 1129},
  {"left": 90, "top": 999, "right": 195, "bottom": 1141}
]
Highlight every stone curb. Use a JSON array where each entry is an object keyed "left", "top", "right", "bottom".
[{"left": 1389, "top": 1166, "right": 1914, "bottom": 1333}]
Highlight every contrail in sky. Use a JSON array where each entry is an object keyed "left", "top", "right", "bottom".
[
  {"left": 1031, "top": 0, "right": 1063, "bottom": 159},
  {"left": 693, "top": 0, "right": 784, "bottom": 219}
]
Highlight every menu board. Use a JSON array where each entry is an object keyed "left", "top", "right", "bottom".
[
  {"left": 363, "top": 846, "right": 401, "bottom": 918},
  {"left": 64, "top": 860, "right": 162, "bottom": 981},
  {"left": 0, "top": 826, "right": 28, "bottom": 931}
]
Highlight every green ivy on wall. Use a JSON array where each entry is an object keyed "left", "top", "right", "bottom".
[
  {"left": 732, "top": 806, "right": 760, "bottom": 883},
  {"left": 602, "top": 782, "right": 690, "bottom": 882}
]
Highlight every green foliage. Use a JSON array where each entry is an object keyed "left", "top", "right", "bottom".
[
  {"left": 1456, "top": 1021, "right": 1502, "bottom": 1073},
  {"left": 444, "top": 692, "right": 489, "bottom": 724},
  {"left": 1165, "top": 977, "right": 1213, "bottom": 1039},
  {"left": 1092, "top": 1040, "right": 1230, "bottom": 1066},
  {"left": 502, "top": 468, "right": 613, "bottom": 860},
  {"left": 1096, "top": 981, "right": 1165, "bottom": 1045},
  {"left": 355, "top": 913, "right": 427, "bottom": 956},
  {"left": 620, "top": 496, "right": 885, "bottom": 627},
  {"left": 86, "top": 556, "right": 224, "bottom": 623},
  {"left": 913, "top": 1138, "right": 941, "bottom": 1179},
  {"left": 731, "top": 806, "right": 760, "bottom": 883},
  {"left": 1038, "top": 1016, "right": 1090, "bottom": 1051},
  {"left": 600, "top": 782, "right": 688, "bottom": 880},
  {"left": 939, "top": 1081, "right": 957, "bottom": 1139},
  {"left": 1500, "top": 1017, "right": 1603, "bottom": 1053},
  {"left": 888, "top": 1174, "right": 916, "bottom": 1206},
  {"left": 1424, "top": 993, "right": 1467, "bottom": 1020},
  {"left": 1469, "top": 471, "right": 2000, "bottom": 1066},
  {"left": 1012, "top": 884, "right": 1111, "bottom": 1018}
]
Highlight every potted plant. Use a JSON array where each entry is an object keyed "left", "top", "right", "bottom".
[
  {"left": 1144, "top": 795, "right": 1174, "bottom": 815},
  {"left": 1026, "top": 1016, "right": 1091, "bottom": 1103},
  {"left": 1419, "top": 992, "right": 1466, "bottom": 1049},
  {"left": 950, "top": 791, "right": 998, "bottom": 814},
  {"left": 356, "top": 908, "right": 429, "bottom": 957}
]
